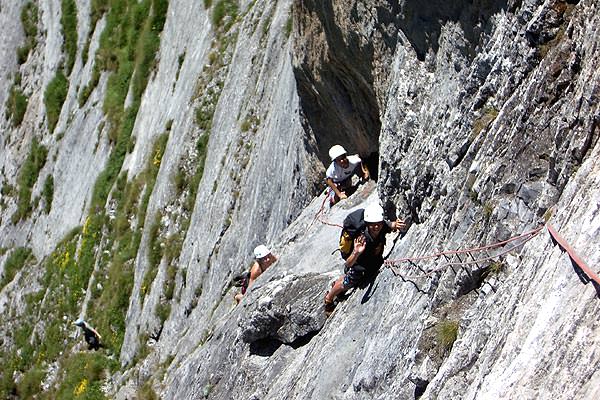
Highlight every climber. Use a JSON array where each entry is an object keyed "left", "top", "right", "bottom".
[
  {"left": 74, "top": 318, "right": 102, "bottom": 350},
  {"left": 324, "top": 203, "right": 406, "bottom": 314},
  {"left": 234, "top": 245, "right": 278, "bottom": 303},
  {"left": 325, "top": 145, "right": 369, "bottom": 205}
]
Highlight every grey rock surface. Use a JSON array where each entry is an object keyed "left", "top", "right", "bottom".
[{"left": 0, "top": 0, "right": 598, "bottom": 399}]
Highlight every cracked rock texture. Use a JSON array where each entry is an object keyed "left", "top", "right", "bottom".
[{"left": 0, "top": 0, "right": 599, "bottom": 399}]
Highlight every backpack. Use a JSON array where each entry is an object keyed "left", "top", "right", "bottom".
[{"left": 339, "top": 209, "right": 366, "bottom": 259}]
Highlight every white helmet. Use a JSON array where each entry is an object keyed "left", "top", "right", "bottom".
[
  {"left": 253, "top": 245, "right": 271, "bottom": 259},
  {"left": 329, "top": 145, "right": 347, "bottom": 161},
  {"left": 364, "top": 203, "right": 384, "bottom": 223},
  {"left": 74, "top": 318, "right": 85, "bottom": 327}
]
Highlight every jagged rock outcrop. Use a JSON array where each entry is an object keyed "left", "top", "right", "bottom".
[{"left": 0, "top": 0, "right": 598, "bottom": 399}]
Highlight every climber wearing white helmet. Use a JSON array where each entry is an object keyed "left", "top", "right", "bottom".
[
  {"left": 324, "top": 203, "right": 406, "bottom": 314},
  {"left": 234, "top": 245, "right": 278, "bottom": 303},
  {"left": 74, "top": 318, "right": 102, "bottom": 350},
  {"left": 325, "top": 144, "right": 369, "bottom": 205}
]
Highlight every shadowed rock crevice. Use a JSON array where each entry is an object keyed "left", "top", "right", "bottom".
[{"left": 293, "top": 0, "right": 400, "bottom": 173}]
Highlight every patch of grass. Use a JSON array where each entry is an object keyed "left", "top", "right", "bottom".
[
  {"left": 164, "top": 265, "right": 176, "bottom": 300},
  {"left": 12, "top": 137, "right": 48, "bottom": 223},
  {"left": 487, "top": 261, "right": 505, "bottom": 275},
  {"left": 0, "top": 247, "right": 33, "bottom": 290},
  {"left": 184, "top": 134, "right": 209, "bottom": 212},
  {"left": 16, "top": 366, "right": 45, "bottom": 399},
  {"left": 137, "top": 381, "right": 159, "bottom": 400},
  {"left": 543, "top": 207, "right": 554, "bottom": 222},
  {"left": 284, "top": 14, "right": 293, "bottom": 38},
  {"left": 78, "top": 68, "right": 100, "bottom": 106},
  {"left": 436, "top": 319, "right": 459, "bottom": 354},
  {"left": 61, "top": 0, "right": 78, "bottom": 75},
  {"left": 52, "top": 352, "right": 113, "bottom": 400},
  {"left": 42, "top": 175, "right": 54, "bottom": 213},
  {"left": 164, "top": 233, "right": 183, "bottom": 265},
  {"left": 212, "top": 0, "right": 238, "bottom": 28},
  {"left": 472, "top": 106, "right": 499, "bottom": 137},
  {"left": 175, "top": 52, "right": 185, "bottom": 81},
  {"left": 5, "top": 82, "right": 28, "bottom": 127},
  {"left": 17, "top": 2, "right": 39, "bottom": 64},
  {"left": 143, "top": 212, "right": 163, "bottom": 295},
  {"left": 483, "top": 202, "right": 493, "bottom": 220},
  {"left": 240, "top": 118, "right": 251, "bottom": 132},
  {"left": 44, "top": 71, "right": 69, "bottom": 133},
  {"left": 155, "top": 302, "right": 171, "bottom": 324}
]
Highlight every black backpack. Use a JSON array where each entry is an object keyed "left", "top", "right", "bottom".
[{"left": 339, "top": 209, "right": 366, "bottom": 259}]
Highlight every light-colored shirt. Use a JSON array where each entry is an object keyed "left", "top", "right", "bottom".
[{"left": 326, "top": 155, "right": 362, "bottom": 183}]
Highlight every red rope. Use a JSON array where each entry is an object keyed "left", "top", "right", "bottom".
[
  {"left": 312, "top": 193, "right": 343, "bottom": 229},
  {"left": 546, "top": 223, "right": 600, "bottom": 287},
  {"left": 384, "top": 226, "right": 545, "bottom": 266},
  {"left": 388, "top": 229, "right": 542, "bottom": 279}
]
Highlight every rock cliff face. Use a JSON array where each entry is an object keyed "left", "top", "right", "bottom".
[{"left": 0, "top": 0, "right": 598, "bottom": 399}]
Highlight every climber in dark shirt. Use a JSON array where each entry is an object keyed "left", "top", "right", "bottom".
[
  {"left": 74, "top": 319, "right": 102, "bottom": 350},
  {"left": 324, "top": 203, "right": 406, "bottom": 313}
]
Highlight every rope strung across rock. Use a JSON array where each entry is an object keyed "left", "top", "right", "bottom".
[
  {"left": 384, "top": 223, "right": 599, "bottom": 295},
  {"left": 546, "top": 223, "right": 600, "bottom": 296},
  {"left": 311, "top": 196, "right": 597, "bottom": 292},
  {"left": 384, "top": 226, "right": 545, "bottom": 277},
  {"left": 312, "top": 194, "right": 343, "bottom": 229},
  {"left": 384, "top": 226, "right": 544, "bottom": 265}
]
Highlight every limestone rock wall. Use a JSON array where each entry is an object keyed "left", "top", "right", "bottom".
[{"left": 0, "top": 0, "right": 598, "bottom": 399}]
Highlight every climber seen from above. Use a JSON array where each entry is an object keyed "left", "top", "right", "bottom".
[
  {"left": 324, "top": 203, "right": 407, "bottom": 314},
  {"left": 325, "top": 144, "right": 370, "bottom": 206},
  {"left": 234, "top": 245, "right": 278, "bottom": 304},
  {"left": 74, "top": 318, "right": 102, "bottom": 350}
]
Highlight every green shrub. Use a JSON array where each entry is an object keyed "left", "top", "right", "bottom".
[
  {"left": 0, "top": 247, "right": 33, "bottom": 290},
  {"left": 61, "top": 0, "right": 78, "bottom": 74},
  {"left": 5, "top": 84, "right": 28, "bottom": 126},
  {"left": 12, "top": 138, "right": 48, "bottom": 223},
  {"left": 17, "top": 2, "right": 39, "bottom": 64},
  {"left": 16, "top": 366, "right": 45, "bottom": 399},
  {"left": 487, "top": 261, "right": 505, "bottom": 275},
  {"left": 44, "top": 71, "right": 69, "bottom": 133},
  {"left": 42, "top": 175, "right": 54, "bottom": 213},
  {"left": 90, "top": 0, "right": 110, "bottom": 28},
  {"left": 53, "top": 352, "right": 111, "bottom": 400}
]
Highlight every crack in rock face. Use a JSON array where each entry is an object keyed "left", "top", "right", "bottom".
[{"left": 239, "top": 274, "right": 330, "bottom": 345}]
